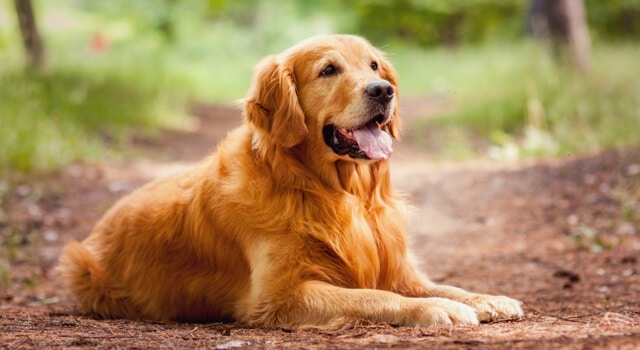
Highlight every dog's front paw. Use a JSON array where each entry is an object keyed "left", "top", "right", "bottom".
[
  {"left": 466, "top": 295, "right": 523, "bottom": 322},
  {"left": 411, "top": 297, "right": 479, "bottom": 327}
]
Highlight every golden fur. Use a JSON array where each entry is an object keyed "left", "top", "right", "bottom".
[{"left": 57, "top": 35, "right": 523, "bottom": 327}]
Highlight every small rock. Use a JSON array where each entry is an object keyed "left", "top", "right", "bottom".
[
  {"left": 625, "top": 163, "right": 640, "bottom": 176},
  {"left": 43, "top": 230, "right": 59, "bottom": 242},
  {"left": 16, "top": 185, "right": 30, "bottom": 197},
  {"left": 215, "top": 340, "right": 250, "bottom": 349},
  {"left": 108, "top": 181, "right": 130, "bottom": 193},
  {"left": 622, "top": 268, "right": 635, "bottom": 277}
]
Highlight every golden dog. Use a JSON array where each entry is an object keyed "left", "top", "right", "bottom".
[{"left": 58, "top": 35, "right": 523, "bottom": 327}]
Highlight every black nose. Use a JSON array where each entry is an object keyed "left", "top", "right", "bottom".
[{"left": 365, "top": 80, "right": 394, "bottom": 104}]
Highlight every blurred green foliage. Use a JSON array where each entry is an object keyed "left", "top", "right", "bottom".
[
  {"left": 352, "top": 0, "right": 527, "bottom": 46},
  {"left": 350, "top": 0, "right": 640, "bottom": 46},
  {"left": 59, "top": 0, "right": 640, "bottom": 47},
  {"left": 401, "top": 42, "right": 640, "bottom": 160},
  {"left": 0, "top": 0, "right": 639, "bottom": 173},
  {"left": 586, "top": 0, "right": 640, "bottom": 40},
  {"left": 0, "top": 51, "right": 187, "bottom": 172}
]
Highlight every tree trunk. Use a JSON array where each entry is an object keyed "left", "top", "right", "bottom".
[
  {"left": 14, "top": 0, "right": 44, "bottom": 68},
  {"left": 529, "top": 0, "right": 590, "bottom": 72},
  {"left": 562, "top": 0, "right": 590, "bottom": 72}
]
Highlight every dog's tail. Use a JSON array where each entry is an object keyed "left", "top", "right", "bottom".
[{"left": 57, "top": 240, "right": 133, "bottom": 318}]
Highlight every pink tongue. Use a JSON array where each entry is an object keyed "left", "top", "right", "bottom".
[{"left": 352, "top": 124, "right": 393, "bottom": 160}]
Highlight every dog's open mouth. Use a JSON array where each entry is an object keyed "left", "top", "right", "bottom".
[{"left": 323, "top": 115, "right": 393, "bottom": 160}]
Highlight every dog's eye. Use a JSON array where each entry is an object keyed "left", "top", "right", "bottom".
[
  {"left": 320, "top": 65, "right": 337, "bottom": 77},
  {"left": 371, "top": 61, "right": 378, "bottom": 71}
]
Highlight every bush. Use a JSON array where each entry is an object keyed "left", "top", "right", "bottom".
[
  {"left": 351, "top": 0, "right": 640, "bottom": 47},
  {"left": 352, "top": 0, "right": 527, "bottom": 46}
]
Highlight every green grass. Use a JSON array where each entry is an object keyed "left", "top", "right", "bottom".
[
  {"left": 0, "top": 51, "right": 188, "bottom": 172},
  {"left": 389, "top": 41, "right": 640, "bottom": 159},
  {"left": 0, "top": 0, "right": 342, "bottom": 173},
  {"left": 1, "top": 0, "right": 639, "bottom": 173}
]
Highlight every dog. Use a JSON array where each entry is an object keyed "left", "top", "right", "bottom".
[{"left": 57, "top": 35, "right": 523, "bottom": 328}]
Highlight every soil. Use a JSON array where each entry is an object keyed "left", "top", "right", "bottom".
[{"left": 1, "top": 99, "right": 639, "bottom": 349}]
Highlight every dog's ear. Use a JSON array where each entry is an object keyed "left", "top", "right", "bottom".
[
  {"left": 377, "top": 54, "right": 402, "bottom": 140},
  {"left": 245, "top": 55, "right": 308, "bottom": 148}
]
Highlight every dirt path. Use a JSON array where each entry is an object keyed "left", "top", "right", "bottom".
[{"left": 1, "top": 100, "right": 639, "bottom": 349}]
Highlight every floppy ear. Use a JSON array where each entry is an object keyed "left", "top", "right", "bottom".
[
  {"left": 378, "top": 54, "right": 402, "bottom": 140},
  {"left": 244, "top": 55, "right": 308, "bottom": 148}
]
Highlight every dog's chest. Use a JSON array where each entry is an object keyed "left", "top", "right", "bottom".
[{"left": 317, "top": 208, "right": 397, "bottom": 289}]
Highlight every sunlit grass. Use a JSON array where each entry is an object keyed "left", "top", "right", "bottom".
[
  {"left": 1, "top": 0, "right": 638, "bottom": 173},
  {"left": 391, "top": 41, "right": 640, "bottom": 159},
  {"left": 0, "top": 50, "right": 187, "bottom": 172},
  {"left": 0, "top": 0, "right": 346, "bottom": 173}
]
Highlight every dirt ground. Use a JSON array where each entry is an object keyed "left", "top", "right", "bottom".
[{"left": 1, "top": 100, "right": 639, "bottom": 349}]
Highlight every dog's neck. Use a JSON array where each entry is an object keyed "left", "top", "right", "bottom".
[{"left": 334, "top": 160, "right": 393, "bottom": 204}]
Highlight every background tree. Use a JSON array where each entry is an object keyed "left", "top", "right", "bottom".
[
  {"left": 529, "top": 0, "right": 591, "bottom": 72},
  {"left": 14, "top": 0, "right": 44, "bottom": 68}
]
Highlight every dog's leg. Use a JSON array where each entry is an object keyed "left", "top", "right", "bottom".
[
  {"left": 243, "top": 281, "right": 479, "bottom": 328},
  {"left": 395, "top": 267, "right": 524, "bottom": 322}
]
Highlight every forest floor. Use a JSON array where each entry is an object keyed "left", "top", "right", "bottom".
[{"left": 1, "top": 99, "right": 639, "bottom": 349}]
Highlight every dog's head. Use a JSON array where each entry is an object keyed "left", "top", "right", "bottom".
[{"left": 245, "top": 35, "right": 401, "bottom": 163}]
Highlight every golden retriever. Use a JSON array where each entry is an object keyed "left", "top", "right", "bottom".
[{"left": 57, "top": 35, "right": 523, "bottom": 328}]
